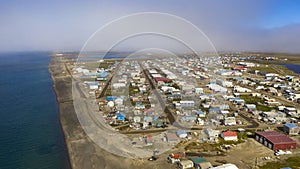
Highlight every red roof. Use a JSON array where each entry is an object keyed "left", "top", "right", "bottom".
[
  {"left": 154, "top": 77, "right": 169, "bottom": 83},
  {"left": 266, "top": 135, "right": 296, "bottom": 144},
  {"left": 146, "top": 135, "right": 153, "bottom": 142},
  {"left": 256, "top": 131, "right": 281, "bottom": 137},
  {"left": 222, "top": 131, "right": 237, "bottom": 137},
  {"left": 233, "top": 66, "right": 247, "bottom": 70},
  {"left": 166, "top": 133, "right": 179, "bottom": 141},
  {"left": 256, "top": 131, "right": 296, "bottom": 144}
]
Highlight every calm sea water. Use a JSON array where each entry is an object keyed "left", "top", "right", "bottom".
[
  {"left": 0, "top": 52, "right": 70, "bottom": 169},
  {"left": 281, "top": 64, "right": 300, "bottom": 74}
]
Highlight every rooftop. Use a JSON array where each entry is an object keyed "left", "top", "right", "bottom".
[
  {"left": 284, "top": 123, "right": 299, "bottom": 129},
  {"left": 256, "top": 131, "right": 296, "bottom": 144},
  {"left": 222, "top": 131, "right": 237, "bottom": 137}
]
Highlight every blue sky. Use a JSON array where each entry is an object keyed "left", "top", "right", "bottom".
[{"left": 1, "top": 0, "right": 300, "bottom": 53}]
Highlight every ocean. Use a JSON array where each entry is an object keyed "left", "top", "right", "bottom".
[{"left": 0, "top": 52, "right": 70, "bottom": 169}]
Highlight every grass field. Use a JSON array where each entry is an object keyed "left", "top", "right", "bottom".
[
  {"left": 260, "top": 156, "right": 300, "bottom": 169},
  {"left": 240, "top": 95, "right": 274, "bottom": 111}
]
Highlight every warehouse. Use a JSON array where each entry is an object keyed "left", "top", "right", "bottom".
[{"left": 255, "top": 131, "right": 297, "bottom": 150}]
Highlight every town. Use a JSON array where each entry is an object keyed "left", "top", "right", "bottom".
[{"left": 71, "top": 52, "right": 300, "bottom": 169}]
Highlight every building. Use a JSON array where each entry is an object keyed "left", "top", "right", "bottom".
[
  {"left": 255, "top": 131, "right": 297, "bottom": 150},
  {"left": 211, "top": 163, "right": 239, "bottom": 169},
  {"left": 97, "top": 71, "right": 109, "bottom": 81},
  {"left": 176, "top": 130, "right": 188, "bottom": 138},
  {"left": 216, "top": 79, "right": 233, "bottom": 87},
  {"left": 284, "top": 107, "right": 298, "bottom": 116},
  {"left": 189, "top": 157, "right": 212, "bottom": 169},
  {"left": 198, "top": 162, "right": 213, "bottom": 169},
  {"left": 221, "top": 131, "right": 238, "bottom": 141},
  {"left": 86, "top": 81, "right": 99, "bottom": 90},
  {"left": 224, "top": 117, "right": 236, "bottom": 126},
  {"left": 178, "top": 160, "right": 194, "bottom": 169},
  {"left": 154, "top": 77, "right": 169, "bottom": 83},
  {"left": 208, "top": 83, "right": 228, "bottom": 93},
  {"left": 283, "top": 123, "right": 299, "bottom": 135},
  {"left": 237, "top": 62, "right": 255, "bottom": 67},
  {"left": 204, "top": 128, "right": 220, "bottom": 142},
  {"left": 180, "top": 100, "right": 195, "bottom": 108},
  {"left": 165, "top": 133, "right": 179, "bottom": 143},
  {"left": 145, "top": 135, "right": 153, "bottom": 145}
]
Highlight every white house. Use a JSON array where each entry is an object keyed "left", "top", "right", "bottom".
[
  {"left": 180, "top": 100, "right": 195, "bottom": 108},
  {"left": 221, "top": 131, "right": 238, "bottom": 141},
  {"left": 224, "top": 117, "right": 236, "bottom": 126}
]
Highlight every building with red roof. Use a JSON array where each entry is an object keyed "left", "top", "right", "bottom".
[
  {"left": 255, "top": 131, "right": 297, "bottom": 150},
  {"left": 154, "top": 77, "right": 169, "bottom": 83},
  {"left": 221, "top": 131, "right": 238, "bottom": 141}
]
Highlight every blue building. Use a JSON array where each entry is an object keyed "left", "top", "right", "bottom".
[
  {"left": 116, "top": 112, "right": 126, "bottom": 121},
  {"left": 97, "top": 71, "right": 109, "bottom": 81},
  {"left": 283, "top": 123, "right": 299, "bottom": 135}
]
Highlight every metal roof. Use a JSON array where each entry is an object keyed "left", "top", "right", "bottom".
[
  {"left": 256, "top": 131, "right": 296, "bottom": 144},
  {"left": 284, "top": 123, "right": 299, "bottom": 129}
]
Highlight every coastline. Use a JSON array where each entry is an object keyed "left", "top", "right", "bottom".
[{"left": 48, "top": 55, "right": 139, "bottom": 169}]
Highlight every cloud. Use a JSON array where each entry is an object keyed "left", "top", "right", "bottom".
[{"left": 0, "top": 0, "right": 299, "bottom": 53}]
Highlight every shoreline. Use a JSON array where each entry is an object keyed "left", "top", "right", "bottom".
[
  {"left": 48, "top": 56, "right": 73, "bottom": 169},
  {"left": 48, "top": 55, "right": 143, "bottom": 169}
]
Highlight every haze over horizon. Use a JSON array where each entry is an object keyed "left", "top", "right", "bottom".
[{"left": 1, "top": 0, "right": 300, "bottom": 53}]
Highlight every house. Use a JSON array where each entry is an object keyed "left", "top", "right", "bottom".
[
  {"left": 199, "top": 94, "right": 210, "bottom": 101},
  {"left": 189, "top": 157, "right": 209, "bottom": 169},
  {"left": 264, "top": 98, "right": 280, "bottom": 106},
  {"left": 216, "top": 79, "right": 233, "bottom": 87},
  {"left": 178, "top": 160, "right": 194, "bottom": 169},
  {"left": 133, "top": 116, "right": 141, "bottom": 123},
  {"left": 283, "top": 123, "right": 299, "bottom": 135},
  {"left": 196, "top": 118, "right": 205, "bottom": 125},
  {"left": 284, "top": 107, "right": 298, "bottom": 117},
  {"left": 221, "top": 131, "right": 238, "bottom": 141},
  {"left": 224, "top": 117, "right": 236, "bottom": 126},
  {"left": 154, "top": 77, "right": 169, "bottom": 83},
  {"left": 234, "top": 86, "right": 252, "bottom": 93},
  {"left": 193, "top": 110, "right": 206, "bottom": 117},
  {"left": 176, "top": 130, "right": 188, "bottom": 138},
  {"left": 194, "top": 87, "right": 204, "bottom": 94},
  {"left": 244, "top": 104, "right": 256, "bottom": 111},
  {"left": 145, "top": 135, "right": 153, "bottom": 145},
  {"left": 112, "top": 82, "right": 126, "bottom": 89},
  {"left": 265, "top": 73, "right": 279, "bottom": 80},
  {"left": 180, "top": 100, "right": 195, "bottom": 108},
  {"left": 135, "top": 102, "right": 145, "bottom": 110},
  {"left": 114, "top": 97, "right": 123, "bottom": 106},
  {"left": 255, "top": 131, "right": 297, "bottom": 150},
  {"left": 165, "top": 133, "right": 179, "bottom": 143},
  {"left": 182, "top": 84, "right": 194, "bottom": 94},
  {"left": 211, "top": 163, "right": 239, "bottom": 169},
  {"left": 204, "top": 128, "right": 220, "bottom": 142},
  {"left": 237, "top": 62, "right": 255, "bottom": 67},
  {"left": 198, "top": 162, "right": 213, "bottom": 169},
  {"left": 116, "top": 112, "right": 126, "bottom": 121},
  {"left": 86, "top": 82, "right": 99, "bottom": 90},
  {"left": 97, "top": 71, "right": 109, "bottom": 81},
  {"left": 180, "top": 116, "right": 197, "bottom": 122},
  {"left": 106, "top": 96, "right": 117, "bottom": 101},
  {"left": 208, "top": 83, "right": 227, "bottom": 93}
]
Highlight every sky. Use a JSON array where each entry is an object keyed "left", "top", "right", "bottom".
[{"left": 1, "top": 0, "right": 300, "bottom": 53}]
